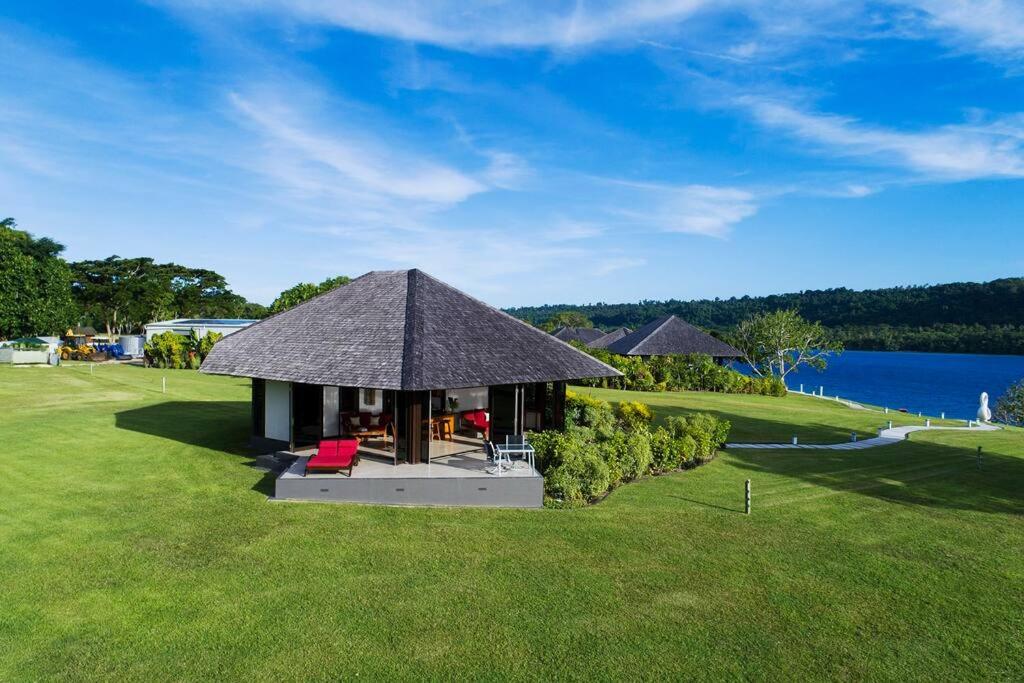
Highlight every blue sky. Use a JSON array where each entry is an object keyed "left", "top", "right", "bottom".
[{"left": 1, "top": 1, "right": 1023, "bottom": 307}]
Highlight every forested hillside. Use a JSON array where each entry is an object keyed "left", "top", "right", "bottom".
[{"left": 507, "top": 278, "right": 1024, "bottom": 355}]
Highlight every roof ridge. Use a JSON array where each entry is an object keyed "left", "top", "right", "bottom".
[
  {"left": 630, "top": 315, "right": 675, "bottom": 354},
  {"left": 401, "top": 270, "right": 419, "bottom": 388},
  {"left": 412, "top": 269, "right": 620, "bottom": 376}
]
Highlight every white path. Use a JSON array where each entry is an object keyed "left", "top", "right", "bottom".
[{"left": 726, "top": 423, "right": 1000, "bottom": 451}]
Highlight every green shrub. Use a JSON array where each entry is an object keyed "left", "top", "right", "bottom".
[
  {"left": 649, "top": 426, "right": 678, "bottom": 473},
  {"left": 540, "top": 399, "right": 728, "bottom": 507},
  {"left": 544, "top": 466, "right": 585, "bottom": 508},
  {"left": 620, "top": 430, "right": 653, "bottom": 481},
  {"left": 994, "top": 380, "right": 1024, "bottom": 426},
  {"left": 543, "top": 449, "right": 611, "bottom": 507},
  {"left": 569, "top": 345, "right": 787, "bottom": 397},
  {"left": 617, "top": 400, "right": 654, "bottom": 431},
  {"left": 145, "top": 331, "right": 186, "bottom": 369},
  {"left": 665, "top": 413, "right": 730, "bottom": 461},
  {"left": 145, "top": 330, "right": 223, "bottom": 370},
  {"left": 565, "top": 391, "right": 616, "bottom": 437}
]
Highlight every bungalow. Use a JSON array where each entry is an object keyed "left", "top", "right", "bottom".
[
  {"left": 551, "top": 326, "right": 605, "bottom": 345},
  {"left": 604, "top": 315, "right": 741, "bottom": 362},
  {"left": 201, "top": 269, "right": 619, "bottom": 507},
  {"left": 587, "top": 327, "right": 632, "bottom": 349}
]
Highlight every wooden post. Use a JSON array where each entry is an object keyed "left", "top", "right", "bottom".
[
  {"left": 745, "top": 480, "right": 751, "bottom": 515},
  {"left": 162, "top": 377, "right": 166, "bottom": 393}
]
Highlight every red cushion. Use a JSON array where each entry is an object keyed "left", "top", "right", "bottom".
[{"left": 306, "top": 438, "right": 358, "bottom": 471}]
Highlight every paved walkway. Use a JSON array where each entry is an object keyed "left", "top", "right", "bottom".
[{"left": 726, "top": 423, "right": 999, "bottom": 451}]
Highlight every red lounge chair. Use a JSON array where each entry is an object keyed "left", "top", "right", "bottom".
[
  {"left": 306, "top": 437, "right": 359, "bottom": 476},
  {"left": 460, "top": 410, "right": 490, "bottom": 439}
]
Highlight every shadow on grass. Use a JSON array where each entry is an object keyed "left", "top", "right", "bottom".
[
  {"left": 116, "top": 401, "right": 282, "bottom": 498},
  {"left": 724, "top": 436, "right": 1024, "bottom": 516},
  {"left": 667, "top": 494, "right": 744, "bottom": 513},
  {"left": 115, "top": 401, "right": 252, "bottom": 454}
]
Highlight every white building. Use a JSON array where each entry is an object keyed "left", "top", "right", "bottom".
[{"left": 144, "top": 318, "right": 257, "bottom": 342}]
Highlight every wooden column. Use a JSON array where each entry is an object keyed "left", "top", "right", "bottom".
[
  {"left": 535, "top": 382, "right": 548, "bottom": 429},
  {"left": 403, "top": 392, "right": 423, "bottom": 464},
  {"left": 552, "top": 381, "right": 566, "bottom": 431}
]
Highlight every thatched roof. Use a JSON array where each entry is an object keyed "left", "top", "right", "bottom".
[
  {"left": 201, "top": 270, "right": 619, "bottom": 390},
  {"left": 605, "top": 315, "right": 741, "bottom": 357},
  {"left": 551, "top": 326, "right": 605, "bottom": 344},
  {"left": 588, "top": 327, "right": 632, "bottom": 349}
]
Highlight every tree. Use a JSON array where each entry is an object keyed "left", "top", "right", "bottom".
[
  {"left": 732, "top": 309, "right": 842, "bottom": 380},
  {"left": 542, "top": 310, "right": 593, "bottom": 332},
  {"left": 994, "top": 380, "right": 1024, "bottom": 426},
  {"left": 0, "top": 218, "right": 78, "bottom": 338},
  {"left": 270, "top": 275, "right": 350, "bottom": 314},
  {"left": 70, "top": 257, "right": 262, "bottom": 334}
]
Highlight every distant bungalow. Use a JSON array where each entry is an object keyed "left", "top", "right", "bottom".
[
  {"left": 603, "top": 315, "right": 741, "bottom": 361},
  {"left": 551, "top": 326, "right": 606, "bottom": 345},
  {"left": 587, "top": 327, "right": 632, "bottom": 349}
]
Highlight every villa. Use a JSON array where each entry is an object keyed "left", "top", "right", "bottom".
[
  {"left": 604, "top": 315, "right": 741, "bottom": 362},
  {"left": 551, "top": 326, "right": 606, "bottom": 345},
  {"left": 200, "top": 269, "right": 619, "bottom": 507}
]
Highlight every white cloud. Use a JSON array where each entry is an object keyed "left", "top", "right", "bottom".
[
  {"left": 607, "top": 181, "right": 759, "bottom": 237},
  {"left": 741, "top": 97, "right": 1024, "bottom": 180},
  {"left": 229, "top": 92, "right": 486, "bottom": 204},
  {"left": 165, "top": 0, "right": 717, "bottom": 50},
  {"left": 907, "top": 0, "right": 1024, "bottom": 55}
]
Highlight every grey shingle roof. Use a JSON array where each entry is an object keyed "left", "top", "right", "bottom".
[
  {"left": 551, "top": 326, "right": 605, "bottom": 344},
  {"left": 605, "top": 315, "right": 741, "bottom": 357},
  {"left": 201, "top": 270, "right": 620, "bottom": 390},
  {"left": 587, "top": 327, "right": 632, "bottom": 349}
]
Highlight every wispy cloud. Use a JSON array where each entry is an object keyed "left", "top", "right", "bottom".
[
  {"left": 166, "top": 0, "right": 716, "bottom": 50},
  {"left": 741, "top": 97, "right": 1024, "bottom": 180},
  {"left": 229, "top": 92, "right": 487, "bottom": 204},
  {"left": 907, "top": 0, "right": 1024, "bottom": 56},
  {"left": 601, "top": 180, "right": 760, "bottom": 237}
]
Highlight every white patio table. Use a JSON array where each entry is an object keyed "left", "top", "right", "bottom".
[{"left": 493, "top": 440, "right": 535, "bottom": 475}]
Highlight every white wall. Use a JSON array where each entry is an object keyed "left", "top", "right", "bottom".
[
  {"left": 447, "top": 387, "right": 488, "bottom": 412},
  {"left": 265, "top": 380, "right": 291, "bottom": 443}
]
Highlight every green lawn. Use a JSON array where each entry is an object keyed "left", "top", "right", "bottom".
[
  {"left": 577, "top": 386, "right": 963, "bottom": 443},
  {"left": 1, "top": 364, "right": 1022, "bottom": 681}
]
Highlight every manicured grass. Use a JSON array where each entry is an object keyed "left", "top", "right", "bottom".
[
  {"left": 1, "top": 364, "right": 1022, "bottom": 680},
  {"left": 577, "top": 386, "right": 963, "bottom": 443}
]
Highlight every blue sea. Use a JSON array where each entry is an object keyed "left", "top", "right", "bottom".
[{"left": 764, "top": 350, "right": 1024, "bottom": 420}]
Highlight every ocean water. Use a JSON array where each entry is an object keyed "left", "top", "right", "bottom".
[{"left": 772, "top": 350, "right": 1024, "bottom": 420}]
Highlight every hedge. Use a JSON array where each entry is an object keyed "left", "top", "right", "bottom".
[
  {"left": 531, "top": 391, "right": 730, "bottom": 507},
  {"left": 569, "top": 344, "right": 786, "bottom": 397}
]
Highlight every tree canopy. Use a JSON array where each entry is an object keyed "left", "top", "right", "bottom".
[
  {"left": 731, "top": 309, "right": 842, "bottom": 380},
  {"left": 0, "top": 218, "right": 77, "bottom": 338},
  {"left": 269, "top": 275, "right": 350, "bottom": 314},
  {"left": 508, "top": 278, "right": 1024, "bottom": 355},
  {"left": 541, "top": 310, "right": 593, "bottom": 332},
  {"left": 70, "top": 256, "right": 262, "bottom": 335}
]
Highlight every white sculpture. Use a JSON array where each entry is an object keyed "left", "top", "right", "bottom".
[{"left": 977, "top": 392, "right": 992, "bottom": 422}]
